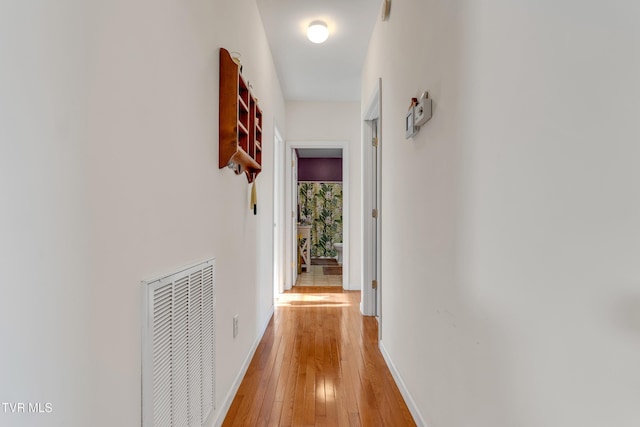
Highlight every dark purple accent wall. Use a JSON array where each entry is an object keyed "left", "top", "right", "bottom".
[{"left": 298, "top": 158, "right": 342, "bottom": 182}]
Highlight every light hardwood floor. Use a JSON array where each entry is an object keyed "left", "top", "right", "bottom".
[{"left": 222, "top": 286, "right": 416, "bottom": 426}]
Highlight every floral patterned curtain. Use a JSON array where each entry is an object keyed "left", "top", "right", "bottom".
[{"left": 298, "top": 182, "right": 343, "bottom": 258}]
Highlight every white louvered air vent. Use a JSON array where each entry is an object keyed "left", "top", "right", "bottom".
[{"left": 142, "top": 259, "right": 216, "bottom": 427}]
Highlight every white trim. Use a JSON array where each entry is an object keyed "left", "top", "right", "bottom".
[
  {"left": 379, "top": 340, "right": 428, "bottom": 427},
  {"left": 272, "top": 126, "right": 285, "bottom": 296},
  {"left": 364, "top": 81, "right": 381, "bottom": 120},
  {"left": 210, "top": 306, "right": 275, "bottom": 427},
  {"left": 285, "top": 140, "right": 350, "bottom": 290}
]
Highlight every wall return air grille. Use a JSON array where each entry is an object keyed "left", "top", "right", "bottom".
[{"left": 142, "top": 258, "right": 216, "bottom": 427}]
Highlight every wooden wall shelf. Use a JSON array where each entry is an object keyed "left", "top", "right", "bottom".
[{"left": 219, "top": 47, "right": 263, "bottom": 183}]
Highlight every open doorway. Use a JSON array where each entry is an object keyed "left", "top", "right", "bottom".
[
  {"left": 283, "top": 141, "right": 350, "bottom": 291},
  {"left": 295, "top": 148, "right": 344, "bottom": 287}
]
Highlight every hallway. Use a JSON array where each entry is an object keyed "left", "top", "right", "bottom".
[{"left": 222, "top": 287, "right": 415, "bottom": 426}]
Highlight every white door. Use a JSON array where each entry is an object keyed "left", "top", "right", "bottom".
[
  {"left": 362, "top": 79, "right": 382, "bottom": 327},
  {"left": 273, "top": 128, "right": 285, "bottom": 295},
  {"left": 291, "top": 148, "right": 299, "bottom": 287}
]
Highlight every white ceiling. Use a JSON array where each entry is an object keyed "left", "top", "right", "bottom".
[{"left": 256, "top": 0, "right": 382, "bottom": 102}]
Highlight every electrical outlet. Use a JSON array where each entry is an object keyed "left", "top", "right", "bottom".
[{"left": 233, "top": 314, "right": 239, "bottom": 338}]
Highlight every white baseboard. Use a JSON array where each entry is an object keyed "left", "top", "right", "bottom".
[
  {"left": 209, "top": 306, "right": 275, "bottom": 427},
  {"left": 379, "top": 340, "right": 428, "bottom": 427}
]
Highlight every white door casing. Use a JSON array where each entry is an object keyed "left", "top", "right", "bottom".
[
  {"left": 272, "top": 127, "right": 285, "bottom": 295},
  {"left": 285, "top": 140, "right": 350, "bottom": 290}
]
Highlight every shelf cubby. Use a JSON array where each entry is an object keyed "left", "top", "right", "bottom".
[{"left": 219, "top": 47, "right": 264, "bottom": 182}]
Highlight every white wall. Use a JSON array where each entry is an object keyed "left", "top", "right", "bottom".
[
  {"left": 286, "top": 101, "right": 362, "bottom": 289},
  {"left": 362, "top": 0, "right": 640, "bottom": 426},
  {"left": 0, "top": 3, "right": 93, "bottom": 425},
  {"left": 0, "top": 1, "right": 285, "bottom": 426}
]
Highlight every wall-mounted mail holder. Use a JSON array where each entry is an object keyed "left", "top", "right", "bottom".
[{"left": 405, "top": 91, "right": 432, "bottom": 139}]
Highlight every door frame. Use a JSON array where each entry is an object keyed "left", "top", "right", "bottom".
[
  {"left": 272, "top": 126, "right": 285, "bottom": 296},
  {"left": 362, "top": 79, "right": 382, "bottom": 323},
  {"left": 284, "top": 140, "right": 350, "bottom": 290}
]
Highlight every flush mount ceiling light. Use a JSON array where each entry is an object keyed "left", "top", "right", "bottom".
[{"left": 307, "top": 20, "right": 329, "bottom": 44}]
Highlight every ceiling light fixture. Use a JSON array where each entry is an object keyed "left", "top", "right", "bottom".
[{"left": 307, "top": 20, "right": 329, "bottom": 44}]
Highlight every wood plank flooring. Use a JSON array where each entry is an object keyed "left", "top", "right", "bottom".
[{"left": 222, "top": 286, "right": 416, "bottom": 427}]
